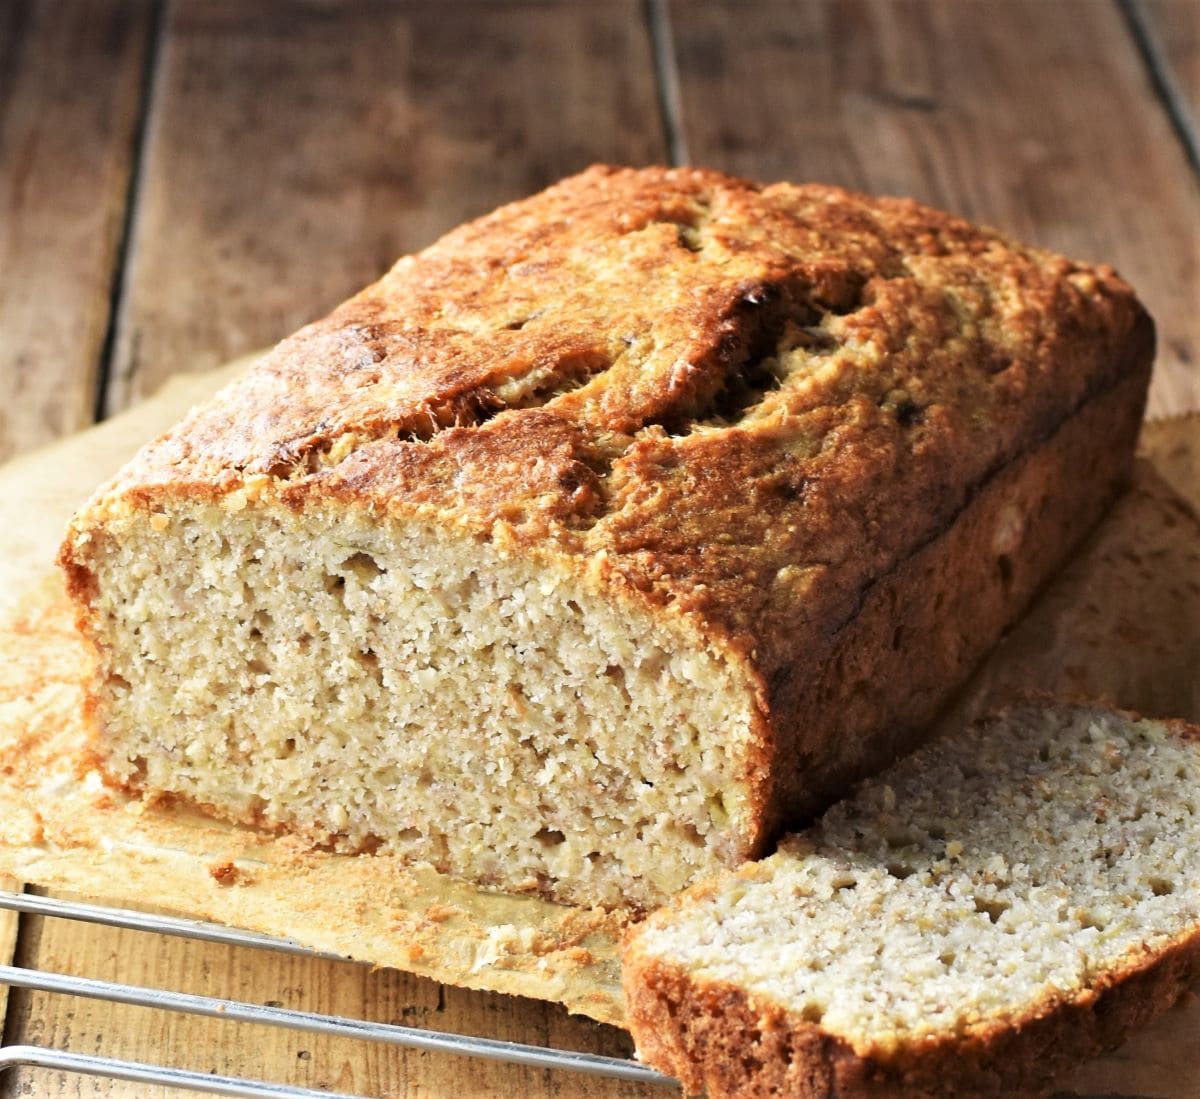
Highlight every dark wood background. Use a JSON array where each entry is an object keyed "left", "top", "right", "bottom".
[{"left": 1, "top": 1, "right": 1197, "bottom": 1095}]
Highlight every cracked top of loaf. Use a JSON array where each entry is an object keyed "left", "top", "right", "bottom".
[{"left": 77, "top": 165, "right": 1151, "bottom": 679}]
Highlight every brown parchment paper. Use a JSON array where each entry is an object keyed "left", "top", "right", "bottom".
[{"left": 0, "top": 360, "right": 1197, "bottom": 1093}]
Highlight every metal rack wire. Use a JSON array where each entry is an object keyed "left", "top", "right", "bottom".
[{"left": 0, "top": 890, "right": 675, "bottom": 1097}]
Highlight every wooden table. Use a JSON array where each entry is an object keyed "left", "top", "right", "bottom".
[{"left": 1, "top": 2, "right": 1197, "bottom": 1096}]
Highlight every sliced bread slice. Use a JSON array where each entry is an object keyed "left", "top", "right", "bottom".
[{"left": 622, "top": 702, "right": 1200, "bottom": 1098}]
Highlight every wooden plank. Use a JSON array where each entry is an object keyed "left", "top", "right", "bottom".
[
  {"left": 0, "top": 878, "right": 17, "bottom": 1038},
  {"left": 1143, "top": 0, "right": 1200, "bottom": 125},
  {"left": 667, "top": 0, "right": 1200, "bottom": 418},
  {"left": 0, "top": 0, "right": 155, "bottom": 461},
  {"left": 105, "top": 0, "right": 668, "bottom": 413},
  {"left": 1, "top": 898, "right": 661, "bottom": 1099}
]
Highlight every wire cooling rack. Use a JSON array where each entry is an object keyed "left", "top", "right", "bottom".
[{"left": 0, "top": 890, "right": 674, "bottom": 1097}]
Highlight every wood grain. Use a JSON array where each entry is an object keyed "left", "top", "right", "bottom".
[
  {"left": 104, "top": 0, "right": 667, "bottom": 414},
  {"left": 1143, "top": 0, "right": 1200, "bottom": 123},
  {"left": 0, "top": 0, "right": 155, "bottom": 461},
  {"left": 668, "top": 0, "right": 1200, "bottom": 417},
  {"left": 2, "top": 894, "right": 664, "bottom": 1099},
  {"left": 0, "top": 878, "right": 17, "bottom": 1039}
]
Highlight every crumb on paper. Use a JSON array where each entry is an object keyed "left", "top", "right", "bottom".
[
  {"left": 209, "top": 860, "right": 244, "bottom": 886},
  {"left": 563, "top": 946, "right": 595, "bottom": 966}
]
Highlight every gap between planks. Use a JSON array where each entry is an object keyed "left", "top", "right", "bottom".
[
  {"left": 1119, "top": 0, "right": 1200, "bottom": 175},
  {"left": 92, "top": 0, "right": 169, "bottom": 426}
]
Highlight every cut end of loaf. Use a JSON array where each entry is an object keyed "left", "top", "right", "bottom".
[
  {"left": 622, "top": 704, "right": 1200, "bottom": 1097},
  {"left": 65, "top": 495, "right": 764, "bottom": 910}
]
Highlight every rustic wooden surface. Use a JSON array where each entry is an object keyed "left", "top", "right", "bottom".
[
  {"left": 0, "top": 0, "right": 154, "bottom": 461},
  {"left": 0, "top": 1, "right": 1197, "bottom": 1096},
  {"left": 5, "top": 889, "right": 647, "bottom": 1099},
  {"left": 1143, "top": 0, "right": 1200, "bottom": 122}
]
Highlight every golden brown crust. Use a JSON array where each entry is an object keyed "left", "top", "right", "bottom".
[
  {"left": 61, "top": 164, "right": 1154, "bottom": 857},
  {"left": 761, "top": 357, "right": 1150, "bottom": 829},
  {"left": 623, "top": 927, "right": 1200, "bottom": 1098},
  {"left": 68, "top": 165, "right": 1150, "bottom": 626}
]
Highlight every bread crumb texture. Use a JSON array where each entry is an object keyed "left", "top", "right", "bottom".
[
  {"left": 61, "top": 166, "right": 1149, "bottom": 910},
  {"left": 624, "top": 703, "right": 1200, "bottom": 1097},
  {"left": 80, "top": 505, "right": 750, "bottom": 908}
]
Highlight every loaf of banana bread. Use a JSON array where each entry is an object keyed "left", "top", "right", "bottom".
[{"left": 59, "top": 166, "right": 1153, "bottom": 910}]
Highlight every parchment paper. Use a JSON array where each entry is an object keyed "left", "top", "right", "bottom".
[{"left": 0, "top": 359, "right": 1196, "bottom": 1093}]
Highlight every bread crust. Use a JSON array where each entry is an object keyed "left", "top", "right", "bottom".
[
  {"left": 762, "top": 355, "right": 1150, "bottom": 830},
  {"left": 60, "top": 165, "right": 1155, "bottom": 884}
]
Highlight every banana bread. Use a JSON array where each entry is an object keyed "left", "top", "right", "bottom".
[
  {"left": 59, "top": 166, "right": 1153, "bottom": 910},
  {"left": 622, "top": 702, "right": 1200, "bottom": 1098}
]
